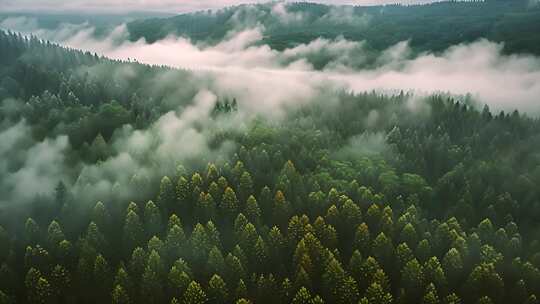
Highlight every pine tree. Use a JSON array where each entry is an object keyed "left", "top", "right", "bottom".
[
  {"left": 157, "top": 176, "right": 175, "bottom": 211},
  {"left": 168, "top": 266, "right": 191, "bottom": 299},
  {"left": 129, "top": 247, "right": 147, "bottom": 279},
  {"left": 208, "top": 274, "right": 229, "bottom": 304},
  {"left": 273, "top": 190, "right": 291, "bottom": 228},
  {"left": 443, "top": 293, "right": 461, "bottom": 304},
  {"left": 239, "top": 172, "right": 254, "bottom": 203},
  {"left": 396, "top": 242, "right": 414, "bottom": 269},
  {"left": 46, "top": 221, "right": 65, "bottom": 249},
  {"left": 112, "top": 285, "right": 130, "bottom": 304},
  {"left": 141, "top": 265, "right": 163, "bottom": 304},
  {"left": 207, "top": 246, "right": 226, "bottom": 277},
  {"left": 267, "top": 226, "right": 285, "bottom": 269},
  {"left": 206, "top": 164, "right": 219, "bottom": 184},
  {"left": 476, "top": 296, "right": 494, "bottom": 304},
  {"left": 91, "top": 201, "right": 110, "bottom": 232},
  {"left": 166, "top": 224, "right": 186, "bottom": 262},
  {"left": 176, "top": 177, "right": 191, "bottom": 207},
  {"left": 196, "top": 193, "right": 216, "bottom": 223},
  {"left": 113, "top": 266, "right": 132, "bottom": 297},
  {"left": 400, "top": 223, "right": 418, "bottom": 248},
  {"left": 338, "top": 276, "right": 359, "bottom": 304},
  {"left": 221, "top": 187, "right": 239, "bottom": 221},
  {"left": 466, "top": 263, "right": 504, "bottom": 302},
  {"left": 322, "top": 257, "right": 346, "bottom": 303},
  {"left": 182, "top": 281, "right": 208, "bottom": 304},
  {"left": 191, "top": 223, "right": 211, "bottom": 267},
  {"left": 205, "top": 221, "right": 221, "bottom": 249},
  {"left": 401, "top": 258, "right": 425, "bottom": 302},
  {"left": 144, "top": 200, "right": 163, "bottom": 238},
  {"left": 416, "top": 239, "right": 432, "bottom": 263},
  {"left": 291, "top": 287, "right": 312, "bottom": 304},
  {"left": 148, "top": 236, "right": 165, "bottom": 258},
  {"left": 239, "top": 223, "right": 258, "bottom": 266},
  {"left": 354, "top": 223, "right": 371, "bottom": 255},
  {"left": 348, "top": 250, "right": 363, "bottom": 283},
  {"left": 49, "top": 265, "right": 71, "bottom": 301},
  {"left": 424, "top": 257, "right": 448, "bottom": 294},
  {"left": 372, "top": 232, "right": 394, "bottom": 269},
  {"left": 235, "top": 279, "right": 248, "bottom": 301},
  {"left": 245, "top": 196, "right": 261, "bottom": 226},
  {"left": 25, "top": 218, "right": 40, "bottom": 245},
  {"left": 123, "top": 211, "right": 143, "bottom": 253},
  {"left": 422, "top": 283, "right": 440, "bottom": 304},
  {"left": 25, "top": 268, "right": 42, "bottom": 304},
  {"left": 294, "top": 266, "right": 312, "bottom": 292},
  {"left": 34, "top": 277, "right": 53, "bottom": 304},
  {"left": 364, "top": 282, "right": 393, "bottom": 304},
  {"left": 94, "top": 254, "right": 112, "bottom": 300}
]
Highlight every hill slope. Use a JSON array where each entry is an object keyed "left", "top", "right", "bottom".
[{"left": 127, "top": 1, "right": 540, "bottom": 55}]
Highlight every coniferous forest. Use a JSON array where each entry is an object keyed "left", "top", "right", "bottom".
[{"left": 1, "top": 1, "right": 540, "bottom": 304}]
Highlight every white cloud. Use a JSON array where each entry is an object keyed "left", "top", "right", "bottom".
[
  {"left": 73, "top": 89, "right": 238, "bottom": 202},
  {"left": 5, "top": 18, "right": 540, "bottom": 114},
  {"left": 32, "top": 22, "right": 539, "bottom": 115},
  {"left": 0, "top": 120, "right": 69, "bottom": 204},
  {"left": 318, "top": 6, "right": 372, "bottom": 27},
  {"left": 271, "top": 2, "right": 306, "bottom": 24},
  {"left": 2, "top": 15, "right": 540, "bottom": 204}
]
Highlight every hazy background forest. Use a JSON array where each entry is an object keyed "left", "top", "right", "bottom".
[{"left": 0, "top": 0, "right": 540, "bottom": 304}]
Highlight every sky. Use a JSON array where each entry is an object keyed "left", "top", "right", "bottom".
[{"left": 0, "top": 0, "right": 441, "bottom": 13}]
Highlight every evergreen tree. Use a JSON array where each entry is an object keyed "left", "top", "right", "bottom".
[
  {"left": 291, "top": 287, "right": 312, "bottom": 304},
  {"left": 208, "top": 274, "right": 229, "bottom": 304},
  {"left": 112, "top": 285, "right": 130, "bottom": 304},
  {"left": 221, "top": 188, "right": 239, "bottom": 221},
  {"left": 145, "top": 200, "right": 163, "bottom": 238},
  {"left": 123, "top": 211, "right": 143, "bottom": 253},
  {"left": 182, "top": 281, "right": 208, "bottom": 304},
  {"left": 157, "top": 176, "right": 175, "bottom": 212}
]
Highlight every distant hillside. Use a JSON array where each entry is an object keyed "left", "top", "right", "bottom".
[
  {"left": 0, "top": 12, "right": 175, "bottom": 38},
  {"left": 127, "top": 1, "right": 540, "bottom": 55}
]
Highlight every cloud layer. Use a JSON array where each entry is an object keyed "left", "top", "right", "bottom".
[
  {"left": 0, "top": 120, "right": 69, "bottom": 205},
  {"left": 5, "top": 12, "right": 540, "bottom": 114},
  {"left": 41, "top": 20, "right": 540, "bottom": 115},
  {"left": 2, "top": 5, "right": 540, "bottom": 205}
]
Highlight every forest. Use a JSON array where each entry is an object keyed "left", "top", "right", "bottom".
[
  {"left": 127, "top": 1, "right": 540, "bottom": 55},
  {"left": 1, "top": 1, "right": 540, "bottom": 304}
]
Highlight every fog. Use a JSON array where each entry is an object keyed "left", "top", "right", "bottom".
[
  {"left": 0, "top": 119, "right": 69, "bottom": 205},
  {"left": 72, "top": 90, "right": 239, "bottom": 203},
  {"left": 38, "top": 19, "right": 540, "bottom": 115},
  {"left": 1, "top": 3, "right": 540, "bottom": 206}
]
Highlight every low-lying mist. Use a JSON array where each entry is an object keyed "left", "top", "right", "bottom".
[
  {"left": 5, "top": 12, "right": 537, "bottom": 115},
  {"left": 1, "top": 3, "right": 540, "bottom": 207}
]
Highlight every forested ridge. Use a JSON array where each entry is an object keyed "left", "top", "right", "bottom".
[
  {"left": 127, "top": 1, "right": 540, "bottom": 56},
  {"left": 2, "top": 27, "right": 540, "bottom": 304}
]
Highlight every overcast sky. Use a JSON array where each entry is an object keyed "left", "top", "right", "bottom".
[{"left": 0, "top": 0, "right": 441, "bottom": 13}]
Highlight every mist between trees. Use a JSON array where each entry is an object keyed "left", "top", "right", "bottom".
[{"left": 0, "top": 3, "right": 540, "bottom": 303}]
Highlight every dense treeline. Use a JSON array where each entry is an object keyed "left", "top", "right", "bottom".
[
  {"left": 127, "top": 1, "right": 540, "bottom": 56},
  {"left": 0, "top": 30, "right": 200, "bottom": 147},
  {"left": 1, "top": 30, "right": 540, "bottom": 304}
]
